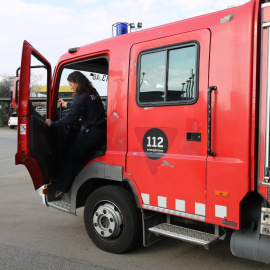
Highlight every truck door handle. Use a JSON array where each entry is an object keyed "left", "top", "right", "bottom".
[{"left": 207, "top": 86, "right": 217, "bottom": 157}]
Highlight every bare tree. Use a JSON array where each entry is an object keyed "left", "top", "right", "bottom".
[
  {"left": 0, "top": 75, "right": 12, "bottom": 123},
  {"left": 0, "top": 75, "right": 11, "bottom": 98},
  {"left": 30, "top": 73, "right": 43, "bottom": 96}
]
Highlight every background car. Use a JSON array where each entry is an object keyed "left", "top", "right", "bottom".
[{"left": 8, "top": 112, "right": 17, "bottom": 129}]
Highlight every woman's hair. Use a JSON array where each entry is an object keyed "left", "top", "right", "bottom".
[{"left": 67, "top": 71, "right": 100, "bottom": 99}]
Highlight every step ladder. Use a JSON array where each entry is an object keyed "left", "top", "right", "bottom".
[{"left": 149, "top": 223, "right": 222, "bottom": 249}]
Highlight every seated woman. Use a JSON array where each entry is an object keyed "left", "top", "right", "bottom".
[{"left": 45, "top": 71, "right": 106, "bottom": 197}]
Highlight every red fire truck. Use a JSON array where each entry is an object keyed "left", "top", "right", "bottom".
[{"left": 14, "top": 0, "right": 270, "bottom": 264}]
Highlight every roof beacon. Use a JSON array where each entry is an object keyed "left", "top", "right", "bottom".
[
  {"left": 117, "top": 23, "right": 128, "bottom": 35},
  {"left": 112, "top": 22, "right": 128, "bottom": 36}
]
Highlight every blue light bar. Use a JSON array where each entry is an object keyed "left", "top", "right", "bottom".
[{"left": 116, "top": 23, "right": 128, "bottom": 36}]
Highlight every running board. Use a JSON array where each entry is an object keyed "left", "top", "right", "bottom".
[
  {"left": 48, "top": 200, "right": 72, "bottom": 214},
  {"left": 149, "top": 223, "right": 221, "bottom": 249}
]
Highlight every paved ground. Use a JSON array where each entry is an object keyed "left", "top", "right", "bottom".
[{"left": 0, "top": 126, "right": 270, "bottom": 270}]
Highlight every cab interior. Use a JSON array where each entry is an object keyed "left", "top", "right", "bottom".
[{"left": 53, "top": 57, "right": 109, "bottom": 176}]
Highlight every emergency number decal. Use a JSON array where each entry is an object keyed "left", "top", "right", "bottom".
[{"left": 143, "top": 128, "right": 168, "bottom": 160}]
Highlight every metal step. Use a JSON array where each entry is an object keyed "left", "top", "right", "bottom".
[
  {"left": 48, "top": 200, "right": 71, "bottom": 213},
  {"left": 149, "top": 223, "right": 220, "bottom": 249}
]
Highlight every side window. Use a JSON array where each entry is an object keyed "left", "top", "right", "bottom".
[
  {"left": 29, "top": 55, "right": 49, "bottom": 118},
  {"left": 56, "top": 58, "right": 108, "bottom": 120},
  {"left": 138, "top": 43, "right": 198, "bottom": 106}
]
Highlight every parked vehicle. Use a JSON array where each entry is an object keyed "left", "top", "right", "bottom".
[
  {"left": 8, "top": 112, "right": 17, "bottom": 129},
  {"left": 14, "top": 0, "right": 270, "bottom": 264}
]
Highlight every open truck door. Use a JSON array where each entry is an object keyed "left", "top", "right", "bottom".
[{"left": 15, "top": 40, "right": 54, "bottom": 190}]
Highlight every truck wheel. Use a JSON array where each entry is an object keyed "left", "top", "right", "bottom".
[{"left": 84, "top": 185, "right": 142, "bottom": 253}]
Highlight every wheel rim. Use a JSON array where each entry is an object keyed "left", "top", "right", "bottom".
[{"left": 93, "top": 202, "right": 123, "bottom": 239}]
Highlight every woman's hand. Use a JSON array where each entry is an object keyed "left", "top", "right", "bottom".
[
  {"left": 45, "top": 119, "right": 52, "bottom": 127},
  {"left": 58, "top": 99, "right": 67, "bottom": 108}
]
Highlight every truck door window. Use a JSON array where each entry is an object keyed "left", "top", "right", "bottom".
[
  {"left": 56, "top": 58, "right": 108, "bottom": 121},
  {"left": 29, "top": 54, "right": 49, "bottom": 117},
  {"left": 138, "top": 43, "right": 198, "bottom": 106}
]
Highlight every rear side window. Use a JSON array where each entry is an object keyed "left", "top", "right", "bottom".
[{"left": 137, "top": 42, "right": 198, "bottom": 106}]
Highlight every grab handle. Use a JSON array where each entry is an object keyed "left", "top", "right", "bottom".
[{"left": 207, "top": 86, "right": 217, "bottom": 157}]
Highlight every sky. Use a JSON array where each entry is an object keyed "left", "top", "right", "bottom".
[{"left": 0, "top": 0, "right": 249, "bottom": 80}]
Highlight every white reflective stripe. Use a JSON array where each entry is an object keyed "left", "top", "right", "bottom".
[
  {"left": 215, "top": 205, "right": 227, "bottom": 218},
  {"left": 195, "top": 203, "right": 206, "bottom": 216},
  {"left": 263, "top": 21, "right": 270, "bottom": 28},
  {"left": 158, "top": 196, "right": 167, "bottom": 208},
  {"left": 38, "top": 185, "right": 47, "bottom": 206},
  {"left": 261, "top": 181, "right": 270, "bottom": 186},
  {"left": 142, "top": 195, "right": 208, "bottom": 218},
  {"left": 262, "top": 3, "right": 270, "bottom": 8},
  {"left": 175, "top": 199, "right": 185, "bottom": 212},
  {"left": 141, "top": 193, "right": 150, "bottom": 205},
  {"left": 143, "top": 204, "right": 206, "bottom": 222}
]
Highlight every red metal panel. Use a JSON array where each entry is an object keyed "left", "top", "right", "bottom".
[
  {"left": 127, "top": 29, "right": 210, "bottom": 218},
  {"left": 206, "top": 1, "right": 257, "bottom": 229}
]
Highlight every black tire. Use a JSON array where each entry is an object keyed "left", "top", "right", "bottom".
[
  {"left": 84, "top": 185, "right": 142, "bottom": 253},
  {"left": 10, "top": 126, "right": 14, "bottom": 129}
]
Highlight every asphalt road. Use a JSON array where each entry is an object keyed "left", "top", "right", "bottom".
[{"left": 0, "top": 126, "right": 270, "bottom": 270}]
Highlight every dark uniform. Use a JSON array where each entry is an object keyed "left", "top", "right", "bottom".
[{"left": 51, "top": 92, "right": 106, "bottom": 193}]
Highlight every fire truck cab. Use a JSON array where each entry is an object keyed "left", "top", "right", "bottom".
[{"left": 15, "top": 0, "right": 270, "bottom": 263}]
